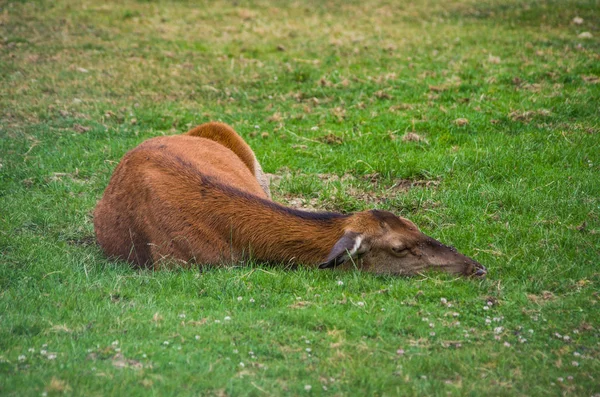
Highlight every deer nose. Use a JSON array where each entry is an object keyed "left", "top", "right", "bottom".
[{"left": 473, "top": 264, "right": 487, "bottom": 278}]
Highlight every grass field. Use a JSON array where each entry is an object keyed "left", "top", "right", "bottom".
[{"left": 1, "top": 0, "right": 599, "bottom": 395}]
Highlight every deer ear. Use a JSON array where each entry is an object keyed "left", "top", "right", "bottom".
[{"left": 319, "top": 232, "right": 364, "bottom": 269}]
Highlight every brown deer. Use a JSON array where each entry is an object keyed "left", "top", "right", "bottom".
[{"left": 94, "top": 122, "right": 487, "bottom": 277}]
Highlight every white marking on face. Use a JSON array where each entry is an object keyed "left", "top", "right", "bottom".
[{"left": 348, "top": 235, "right": 363, "bottom": 256}]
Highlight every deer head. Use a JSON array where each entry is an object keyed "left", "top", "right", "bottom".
[{"left": 320, "top": 210, "right": 487, "bottom": 277}]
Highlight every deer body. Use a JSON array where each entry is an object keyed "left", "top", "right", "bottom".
[{"left": 94, "top": 122, "right": 486, "bottom": 276}]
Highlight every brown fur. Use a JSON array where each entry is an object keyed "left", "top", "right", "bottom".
[
  {"left": 186, "top": 122, "right": 270, "bottom": 197},
  {"left": 94, "top": 122, "right": 486, "bottom": 276}
]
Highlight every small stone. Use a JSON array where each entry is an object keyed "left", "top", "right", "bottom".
[
  {"left": 304, "top": 385, "right": 312, "bottom": 391},
  {"left": 578, "top": 32, "right": 592, "bottom": 39},
  {"left": 572, "top": 16, "right": 583, "bottom": 25}
]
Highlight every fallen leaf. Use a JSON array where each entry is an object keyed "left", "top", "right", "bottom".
[
  {"left": 112, "top": 353, "right": 143, "bottom": 370},
  {"left": 542, "top": 291, "right": 555, "bottom": 300},
  {"left": 374, "top": 90, "right": 392, "bottom": 99},
  {"left": 318, "top": 133, "right": 343, "bottom": 145},
  {"left": 509, "top": 109, "right": 550, "bottom": 122},
  {"left": 581, "top": 75, "right": 599, "bottom": 84},
  {"left": 401, "top": 132, "right": 428, "bottom": 143},
  {"left": 454, "top": 118, "right": 469, "bottom": 126},
  {"left": 267, "top": 112, "right": 283, "bottom": 122},
  {"left": 288, "top": 301, "right": 311, "bottom": 309},
  {"left": 389, "top": 104, "right": 414, "bottom": 112},
  {"left": 73, "top": 124, "right": 91, "bottom": 133},
  {"left": 428, "top": 85, "right": 447, "bottom": 92},
  {"left": 330, "top": 106, "right": 346, "bottom": 121},
  {"left": 49, "top": 324, "right": 72, "bottom": 333},
  {"left": 46, "top": 377, "right": 71, "bottom": 393},
  {"left": 488, "top": 55, "right": 501, "bottom": 64},
  {"left": 319, "top": 77, "right": 333, "bottom": 87}
]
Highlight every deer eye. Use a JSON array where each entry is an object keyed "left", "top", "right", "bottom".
[{"left": 391, "top": 245, "right": 408, "bottom": 256}]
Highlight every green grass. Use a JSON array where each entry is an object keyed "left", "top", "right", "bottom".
[{"left": 1, "top": 0, "right": 599, "bottom": 395}]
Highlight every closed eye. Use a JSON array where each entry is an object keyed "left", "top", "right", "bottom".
[{"left": 391, "top": 246, "right": 408, "bottom": 256}]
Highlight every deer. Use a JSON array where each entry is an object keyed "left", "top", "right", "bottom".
[{"left": 94, "top": 122, "right": 487, "bottom": 277}]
